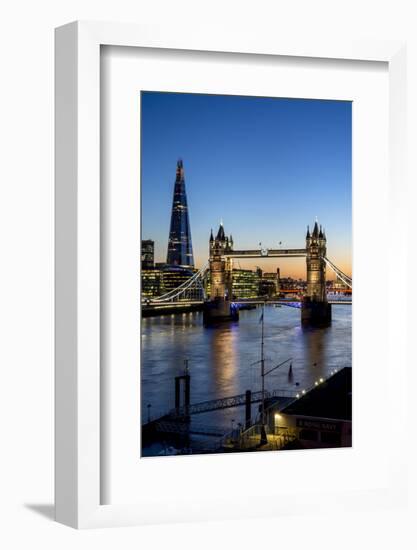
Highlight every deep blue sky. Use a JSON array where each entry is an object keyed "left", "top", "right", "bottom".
[{"left": 141, "top": 92, "right": 351, "bottom": 278}]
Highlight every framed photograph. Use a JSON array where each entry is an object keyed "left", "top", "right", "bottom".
[
  {"left": 55, "top": 21, "right": 408, "bottom": 528},
  {"left": 139, "top": 92, "right": 352, "bottom": 458}
]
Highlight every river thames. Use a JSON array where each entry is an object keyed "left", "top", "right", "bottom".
[{"left": 141, "top": 304, "right": 351, "bottom": 454}]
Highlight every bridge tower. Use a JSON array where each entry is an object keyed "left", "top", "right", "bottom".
[
  {"left": 203, "top": 223, "right": 238, "bottom": 325},
  {"left": 302, "top": 221, "right": 332, "bottom": 327}
]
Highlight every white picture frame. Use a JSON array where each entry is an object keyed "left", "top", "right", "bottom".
[{"left": 55, "top": 21, "right": 408, "bottom": 529}]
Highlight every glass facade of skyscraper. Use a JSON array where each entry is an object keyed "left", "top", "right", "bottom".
[
  {"left": 166, "top": 160, "right": 194, "bottom": 267},
  {"left": 160, "top": 266, "right": 195, "bottom": 295},
  {"left": 141, "top": 268, "right": 161, "bottom": 298},
  {"left": 141, "top": 239, "right": 155, "bottom": 269},
  {"left": 232, "top": 269, "right": 260, "bottom": 299}
]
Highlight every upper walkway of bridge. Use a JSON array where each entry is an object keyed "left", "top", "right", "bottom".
[{"left": 224, "top": 248, "right": 307, "bottom": 258}]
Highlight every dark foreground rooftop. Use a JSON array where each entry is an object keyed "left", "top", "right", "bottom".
[{"left": 282, "top": 367, "right": 352, "bottom": 421}]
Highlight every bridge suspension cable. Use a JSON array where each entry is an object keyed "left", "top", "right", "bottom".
[
  {"left": 151, "top": 263, "right": 209, "bottom": 303},
  {"left": 322, "top": 257, "right": 352, "bottom": 289},
  {"left": 146, "top": 256, "right": 351, "bottom": 304}
]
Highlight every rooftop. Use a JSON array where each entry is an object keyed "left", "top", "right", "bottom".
[{"left": 282, "top": 367, "right": 352, "bottom": 421}]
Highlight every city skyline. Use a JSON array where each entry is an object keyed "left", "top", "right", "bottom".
[{"left": 141, "top": 92, "right": 352, "bottom": 279}]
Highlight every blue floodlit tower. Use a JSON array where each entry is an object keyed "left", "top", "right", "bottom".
[{"left": 166, "top": 160, "right": 194, "bottom": 267}]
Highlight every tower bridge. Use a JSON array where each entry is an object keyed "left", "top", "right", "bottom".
[
  {"left": 143, "top": 160, "right": 352, "bottom": 326},
  {"left": 204, "top": 220, "right": 341, "bottom": 327},
  {"left": 145, "top": 219, "right": 352, "bottom": 328}
]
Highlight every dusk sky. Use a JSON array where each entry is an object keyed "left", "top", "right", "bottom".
[{"left": 141, "top": 92, "right": 351, "bottom": 279}]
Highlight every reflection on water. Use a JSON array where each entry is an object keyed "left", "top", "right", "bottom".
[{"left": 141, "top": 305, "right": 351, "bottom": 429}]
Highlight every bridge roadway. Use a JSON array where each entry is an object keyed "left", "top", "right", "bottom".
[
  {"left": 142, "top": 298, "right": 352, "bottom": 308},
  {"left": 233, "top": 299, "right": 352, "bottom": 306}
]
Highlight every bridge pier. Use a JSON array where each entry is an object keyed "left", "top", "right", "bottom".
[
  {"left": 203, "top": 298, "right": 239, "bottom": 326},
  {"left": 301, "top": 297, "right": 332, "bottom": 328},
  {"left": 201, "top": 220, "right": 344, "bottom": 328}
]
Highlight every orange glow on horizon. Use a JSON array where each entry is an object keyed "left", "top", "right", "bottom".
[
  {"left": 193, "top": 254, "right": 352, "bottom": 280},
  {"left": 151, "top": 252, "right": 352, "bottom": 280}
]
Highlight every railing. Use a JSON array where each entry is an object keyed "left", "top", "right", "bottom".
[
  {"left": 146, "top": 366, "right": 347, "bottom": 427},
  {"left": 221, "top": 422, "right": 298, "bottom": 451},
  {"left": 271, "top": 427, "right": 298, "bottom": 450},
  {"left": 234, "top": 423, "right": 270, "bottom": 449},
  {"left": 144, "top": 367, "right": 348, "bottom": 454},
  {"left": 169, "top": 387, "right": 300, "bottom": 417}
]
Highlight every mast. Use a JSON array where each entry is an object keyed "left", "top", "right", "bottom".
[
  {"left": 260, "top": 302, "right": 268, "bottom": 445},
  {"left": 261, "top": 302, "right": 265, "bottom": 425}
]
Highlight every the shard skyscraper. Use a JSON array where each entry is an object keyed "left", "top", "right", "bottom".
[{"left": 166, "top": 160, "right": 194, "bottom": 267}]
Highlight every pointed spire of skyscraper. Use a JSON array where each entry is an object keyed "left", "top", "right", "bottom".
[
  {"left": 176, "top": 158, "right": 184, "bottom": 180},
  {"left": 306, "top": 225, "right": 311, "bottom": 238},
  {"left": 319, "top": 225, "right": 323, "bottom": 239},
  {"left": 210, "top": 228, "right": 214, "bottom": 242},
  {"left": 166, "top": 159, "right": 194, "bottom": 267},
  {"left": 313, "top": 220, "right": 319, "bottom": 237}
]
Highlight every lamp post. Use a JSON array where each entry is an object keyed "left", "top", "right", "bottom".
[{"left": 254, "top": 302, "right": 294, "bottom": 446}]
